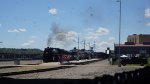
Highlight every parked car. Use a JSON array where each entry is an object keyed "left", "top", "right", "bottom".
[{"left": 121, "top": 56, "right": 147, "bottom": 66}]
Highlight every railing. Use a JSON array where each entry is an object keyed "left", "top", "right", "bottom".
[
  {"left": 0, "top": 55, "right": 42, "bottom": 61},
  {"left": 94, "top": 66, "right": 150, "bottom": 84}
]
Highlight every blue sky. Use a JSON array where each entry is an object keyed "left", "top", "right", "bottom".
[{"left": 0, "top": 0, "right": 150, "bottom": 52}]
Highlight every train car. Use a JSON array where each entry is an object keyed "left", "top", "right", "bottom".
[{"left": 43, "top": 47, "right": 71, "bottom": 62}]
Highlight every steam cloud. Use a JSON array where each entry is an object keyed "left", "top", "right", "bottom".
[{"left": 47, "top": 23, "right": 78, "bottom": 49}]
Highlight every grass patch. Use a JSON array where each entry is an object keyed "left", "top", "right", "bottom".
[
  {"left": 125, "top": 64, "right": 142, "bottom": 66},
  {"left": 0, "top": 66, "right": 55, "bottom": 74},
  {"left": 146, "top": 58, "right": 150, "bottom": 66}
]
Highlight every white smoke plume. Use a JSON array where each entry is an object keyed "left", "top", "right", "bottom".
[{"left": 47, "top": 23, "right": 78, "bottom": 49}]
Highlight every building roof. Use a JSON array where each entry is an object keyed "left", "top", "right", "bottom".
[
  {"left": 114, "top": 44, "right": 150, "bottom": 47},
  {"left": 130, "top": 34, "right": 150, "bottom": 36}
]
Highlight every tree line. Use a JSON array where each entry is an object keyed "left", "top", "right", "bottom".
[{"left": 0, "top": 48, "right": 43, "bottom": 54}]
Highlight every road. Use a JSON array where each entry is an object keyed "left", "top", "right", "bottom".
[{"left": 4, "top": 59, "right": 143, "bottom": 79}]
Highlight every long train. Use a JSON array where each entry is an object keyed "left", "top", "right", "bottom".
[
  {"left": 43, "top": 47, "right": 109, "bottom": 62},
  {"left": 43, "top": 47, "right": 96, "bottom": 62}
]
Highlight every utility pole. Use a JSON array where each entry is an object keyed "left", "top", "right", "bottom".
[
  {"left": 89, "top": 42, "right": 91, "bottom": 50},
  {"left": 118, "top": 0, "right": 122, "bottom": 67},
  {"left": 84, "top": 40, "right": 85, "bottom": 50},
  {"left": 77, "top": 37, "right": 79, "bottom": 61},
  {"left": 93, "top": 41, "right": 95, "bottom": 51},
  {"left": 78, "top": 37, "right": 79, "bottom": 50},
  {"left": 93, "top": 41, "right": 96, "bottom": 58}
]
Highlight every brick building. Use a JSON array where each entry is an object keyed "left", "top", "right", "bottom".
[
  {"left": 127, "top": 34, "right": 150, "bottom": 44},
  {"left": 115, "top": 34, "right": 150, "bottom": 57}
]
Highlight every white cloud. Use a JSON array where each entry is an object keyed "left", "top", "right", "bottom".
[
  {"left": 84, "top": 27, "right": 109, "bottom": 41},
  {"left": 22, "top": 36, "right": 37, "bottom": 47},
  {"left": 22, "top": 40, "right": 35, "bottom": 46},
  {"left": 98, "top": 41, "right": 110, "bottom": 47},
  {"left": 48, "top": 8, "right": 57, "bottom": 15},
  {"left": 96, "top": 41, "right": 109, "bottom": 52},
  {"left": 108, "top": 37, "right": 115, "bottom": 41},
  {"left": 96, "top": 27, "right": 109, "bottom": 35},
  {"left": 85, "top": 32, "right": 99, "bottom": 40},
  {"left": 95, "top": 41, "right": 113, "bottom": 52},
  {"left": 67, "top": 31, "right": 78, "bottom": 41},
  {"left": 145, "top": 8, "right": 150, "bottom": 18},
  {"left": 146, "top": 22, "right": 150, "bottom": 26},
  {"left": 8, "top": 29, "right": 20, "bottom": 32},
  {"left": 8, "top": 28, "right": 27, "bottom": 33},
  {"left": 18, "top": 28, "right": 27, "bottom": 32}
]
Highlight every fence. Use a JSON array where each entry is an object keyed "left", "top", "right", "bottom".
[
  {"left": 0, "top": 53, "right": 42, "bottom": 61},
  {"left": 0, "top": 53, "right": 43, "bottom": 65},
  {"left": 94, "top": 66, "right": 150, "bottom": 84},
  {"left": 0, "top": 66, "right": 150, "bottom": 84}
]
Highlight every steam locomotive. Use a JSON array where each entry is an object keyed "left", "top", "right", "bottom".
[
  {"left": 43, "top": 47, "right": 73, "bottom": 62},
  {"left": 43, "top": 47, "right": 98, "bottom": 62}
]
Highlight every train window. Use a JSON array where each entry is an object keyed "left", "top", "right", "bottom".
[{"left": 0, "top": 0, "right": 149, "bottom": 83}]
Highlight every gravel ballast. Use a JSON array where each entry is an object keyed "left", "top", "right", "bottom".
[{"left": 3, "top": 59, "right": 144, "bottom": 79}]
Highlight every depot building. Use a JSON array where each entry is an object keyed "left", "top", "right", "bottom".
[{"left": 114, "top": 34, "right": 150, "bottom": 57}]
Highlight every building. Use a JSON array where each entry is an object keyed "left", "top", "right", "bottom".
[
  {"left": 127, "top": 34, "right": 150, "bottom": 44},
  {"left": 115, "top": 34, "right": 150, "bottom": 57}
]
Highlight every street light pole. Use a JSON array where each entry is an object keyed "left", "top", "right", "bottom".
[
  {"left": 84, "top": 40, "right": 85, "bottom": 50},
  {"left": 78, "top": 37, "right": 79, "bottom": 50},
  {"left": 77, "top": 37, "right": 79, "bottom": 61},
  {"left": 118, "top": 0, "right": 122, "bottom": 67}
]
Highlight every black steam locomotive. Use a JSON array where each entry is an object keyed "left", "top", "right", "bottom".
[{"left": 43, "top": 47, "right": 72, "bottom": 62}]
